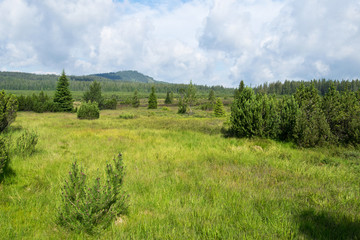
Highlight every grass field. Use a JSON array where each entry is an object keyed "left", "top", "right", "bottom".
[{"left": 1, "top": 106, "right": 360, "bottom": 239}]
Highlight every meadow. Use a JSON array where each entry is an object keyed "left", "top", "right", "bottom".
[{"left": 1, "top": 105, "right": 360, "bottom": 239}]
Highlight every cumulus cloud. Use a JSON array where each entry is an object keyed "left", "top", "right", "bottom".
[{"left": 0, "top": 0, "right": 359, "bottom": 87}]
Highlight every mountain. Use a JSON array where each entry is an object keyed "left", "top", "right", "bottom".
[
  {"left": 0, "top": 70, "right": 161, "bottom": 84},
  {"left": 90, "top": 70, "right": 160, "bottom": 83}
]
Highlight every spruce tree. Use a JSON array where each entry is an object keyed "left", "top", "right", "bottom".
[
  {"left": 148, "top": 86, "right": 157, "bottom": 109},
  {"left": 132, "top": 90, "right": 140, "bottom": 108},
  {"left": 214, "top": 98, "right": 225, "bottom": 117},
  {"left": 54, "top": 70, "right": 73, "bottom": 112},
  {"left": 83, "top": 81, "right": 103, "bottom": 108}
]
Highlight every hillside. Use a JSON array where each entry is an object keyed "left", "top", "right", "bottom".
[
  {"left": 91, "top": 70, "right": 161, "bottom": 83},
  {"left": 0, "top": 70, "right": 234, "bottom": 96},
  {"left": 0, "top": 70, "right": 161, "bottom": 84}
]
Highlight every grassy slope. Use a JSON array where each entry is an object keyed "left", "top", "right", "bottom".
[{"left": 0, "top": 106, "right": 360, "bottom": 239}]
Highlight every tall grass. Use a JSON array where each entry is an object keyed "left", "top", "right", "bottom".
[{"left": 0, "top": 106, "right": 359, "bottom": 239}]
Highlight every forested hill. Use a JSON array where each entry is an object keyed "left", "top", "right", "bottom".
[
  {"left": 90, "top": 70, "right": 161, "bottom": 83},
  {"left": 0, "top": 70, "right": 161, "bottom": 84},
  {"left": 0, "top": 71, "right": 233, "bottom": 95}
]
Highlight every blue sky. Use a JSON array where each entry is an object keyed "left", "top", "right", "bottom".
[{"left": 0, "top": 0, "right": 359, "bottom": 87}]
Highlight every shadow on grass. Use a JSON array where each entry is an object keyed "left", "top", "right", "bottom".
[
  {"left": 0, "top": 167, "right": 16, "bottom": 184},
  {"left": 297, "top": 209, "right": 360, "bottom": 240}
]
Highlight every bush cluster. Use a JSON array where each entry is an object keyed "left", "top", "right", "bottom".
[
  {"left": 77, "top": 102, "right": 100, "bottom": 120},
  {"left": 17, "top": 91, "right": 58, "bottom": 113},
  {"left": 230, "top": 81, "right": 360, "bottom": 147},
  {"left": 57, "top": 154, "right": 128, "bottom": 234}
]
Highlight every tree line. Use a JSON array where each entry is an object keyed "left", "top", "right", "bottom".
[
  {"left": 0, "top": 71, "right": 234, "bottom": 96},
  {"left": 253, "top": 79, "right": 360, "bottom": 96},
  {"left": 229, "top": 81, "right": 360, "bottom": 147}
]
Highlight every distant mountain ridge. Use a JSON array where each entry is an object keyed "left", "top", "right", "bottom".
[
  {"left": 90, "top": 70, "right": 160, "bottom": 83},
  {"left": 0, "top": 70, "right": 162, "bottom": 84}
]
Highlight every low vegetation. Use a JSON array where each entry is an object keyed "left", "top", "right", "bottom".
[
  {"left": 1, "top": 78, "right": 360, "bottom": 239},
  {"left": 0, "top": 105, "right": 359, "bottom": 239},
  {"left": 57, "top": 154, "right": 128, "bottom": 234}
]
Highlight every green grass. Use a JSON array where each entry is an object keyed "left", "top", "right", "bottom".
[{"left": 0, "top": 106, "right": 360, "bottom": 239}]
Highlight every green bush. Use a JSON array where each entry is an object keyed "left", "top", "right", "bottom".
[
  {"left": 200, "top": 103, "right": 214, "bottom": 111},
  {"left": 57, "top": 154, "right": 128, "bottom": 234},
  {"left": 0, "top": 136, "right": 9, "bottom": 180},
  {"left": 177, "top": 98, "right": 187, "bottom": 114},
  {"left": 119, "top": 113, "right": 136, "bottom": 119},
  {"left": 77, "top": 102, "right": 100, "bottom": 120},
  {"left": 16, "top": 129, "right": 38, "bottom": 156},
  {"left": 103, "top": 97, "right": 117, "bottom": 110},
  {"left": 0, "top": 90, "right": 18, "bottom": 132}
]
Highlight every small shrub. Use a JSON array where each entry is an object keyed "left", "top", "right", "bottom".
[
  {"left": 57, "top": 153, "right": 128, "bottom": 234},
  {"left": 16, "top": 129, "right": 38, "bottom": 156},
  {"left": 103, "top": 97, "right": 117, "bottom": 110},
  {"left": 77, "top": 102, "right": 100, "bottom": 120},
  {"left": 162, "top": 107, "right": 169, "bottom": 111},
  {"left": 0, "top": 136, "right": 9, "bottom": 179},
  {"left": 178, "top": 98, "right": 187, "bottom": 114},
  {"left": 119, "top": 113, "right": 136, "bottom": 119},
  {"left": 200, "top": 103, "right": 214, "bottom": 111}
]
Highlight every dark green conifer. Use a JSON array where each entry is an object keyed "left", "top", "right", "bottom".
[
  {"left": 165, "top": 91, "right": 172, "bottom": 104},
  {"left": 148, "top": 86, "right": 157, "bottom": 109},
  {"left": 54, "top": 70, "right": 73, "bottom": 112},
  {"left": 132, "top": 90, "right": 140, "bottom": 108},
  {"left": 208, "top": 89, "right": 216, "bottom": 105},
  {"left": 214, "top": 98, "right": 225, "bottom": 117}
]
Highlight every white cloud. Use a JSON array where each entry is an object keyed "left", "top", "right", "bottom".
[{"left": 0, "top": 0, "right": 360, "bottom": 87}]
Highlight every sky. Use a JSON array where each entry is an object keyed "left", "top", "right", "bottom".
[{"left": 0, "top": 0, "right": 359, "bottom": 87}]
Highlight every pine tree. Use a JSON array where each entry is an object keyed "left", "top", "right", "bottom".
[
  {"left": 54, "top": 70, "right": 73, "bottom": 112},
  {"left": 177, "top": 88, "right": 187, "bottom": 114},
  {"left": 0, "top": 90, "right": 18, "bottom": 132},
  {"left": 261, "top": 94, "right": 280, "bottom": 138},
  {"left": 83, "top": 81, "right": 103, "bottom": 108},
  {"left": 170, "top": 91, "right": 174, "bottom": 103},
  {"left": 279, "top": 95, "right": 299, "bottom": 141},
  {"left": 185, "top": 80, "right": 196, "bottom": 113},
  {"left": 148, "top": 86, "right": 157, "bottom": 109},
  {"left": 322, "top": 84, "right": 341, "bottom": 142},
  {"left": 208, "top": 89, "right": 216, "bottom": 105},
  {"left": 214, "top": 98, "right": 225, "bottom": 117},
  {"left": 293, "top": 84, "right": 332, "bottom": 147},
  {"left": 164, "top": 91, "right": 172, "bottom": 104},
  {"left": 230, "top": 87, "right": 262, "bottom": 137},
  {"left": 132, "top": 90, "right": 140, "bottom": 108}
]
